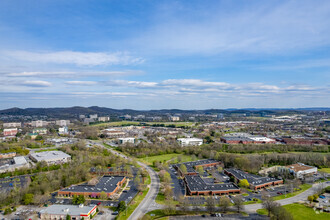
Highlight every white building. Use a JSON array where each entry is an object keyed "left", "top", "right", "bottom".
[
  {"left": 98, "top": 117, "right": 110, "bottom": 122},
  {"left": 29, "top": 151, "right": 71, "bottom": 165},
  {"left": 118, "top": 137, "right": 135, "bottom": 144},
  {"left": 56, "top": 120, "right": 70, "bottom": 127},
  {"left": 59, "top": 126, "right": 69, "bottom": 134},
  {"left": 89, "top": 114, "right": 98, "bottom": 119},
  {"left": 177, "top": 138, "right": 203, "bottom": 146},
  {"left": 0, "top": 156, "right": 29, "bottom": 173},
  {"left": 169, "top": 116, "right": 180, "bottom": 121},
  {"left": 283, "top": 163, "right": 318, "bottom": 179},
  {"left": 249, "top": 136, "right": 276, "bottom": 143},
  {"left": 3, "top": 122, "right": 21, "bottom": 128},
  {"left": 39, "top": 204, "right": 97, "bottom": 220},
  {"left": 31, "top": 120, "right": 49, "bottom": 127}
]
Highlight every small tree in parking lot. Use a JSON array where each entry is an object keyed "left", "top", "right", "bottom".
[
  {"left": 206, "top": 197, "right": 216, "bottom": 214},
  {"left": 219, "top": 196, "right": 230, "bottom": 213},
  {"left": 233, "top": 195, "right": 244, "bottom": 213}
]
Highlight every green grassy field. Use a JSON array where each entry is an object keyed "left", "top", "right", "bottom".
[
  {"left": 258, "top": 204, "right": 330, "bottom": 220},
  {"left": 272, "top": 184, "right": 312, "bottom": 200},
  {"left": 319, "top": 168, "right": 330, "bottom": 173},
  {"left": 137, "top": 153, "right": 195, "bottom": 166}
]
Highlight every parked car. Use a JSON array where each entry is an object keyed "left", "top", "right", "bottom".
[{"left": 320, "top": 195, "right": 326, "bottom": 199}]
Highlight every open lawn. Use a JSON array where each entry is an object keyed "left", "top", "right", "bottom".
[
  {"left": 283, "top": 204, "right": 330, "bottom": 220},
  {"left": 273, "top": 184, "right": 312, "bottom": 200},
  {"left": 137, "top": 154, "right": 196, "bottom": 166},
  {"left": 319, "top": 168, "right": 330, "bottom": 173},
  {"left": 258, "top": 204, "right": 330, "bottom": 220}
]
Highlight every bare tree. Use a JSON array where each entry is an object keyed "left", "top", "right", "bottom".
[
  {"left": 219, "top": 196, "right": 230, "bottom": 213},
  {"left": 233, "top": 195, "right": 244, "bottom": 213},
  {"left": 205, "top": 197, "right": 216, "bottom": 214}
]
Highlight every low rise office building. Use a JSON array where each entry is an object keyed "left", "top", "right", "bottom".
[
  {"left": 39, "top": 204, "right": 97, "bottom": 220},
  {"left": 224, "top": 168, "right": 283, "bottom": 190},
  {"left": 177, "top": 138, "right": 203, "bottom": 146},
  {"left": 29, "top": 151, "right": 71, "bottom": 165},
  {"left": 281, "top": 163, "right": 317, "bottom": 179},
  {"left": 58, "top": 176, "right": 126, "bottom": 198},
  {"left": 184, "top": 175, "right": 240, "bottom": 196}
]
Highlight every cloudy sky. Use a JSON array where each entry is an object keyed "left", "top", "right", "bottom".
[{"left": 0, "top": 0, "right": 329, "bottom": 110}]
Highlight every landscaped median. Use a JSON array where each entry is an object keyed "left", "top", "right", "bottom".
[
  {"left": 257, "top": 203, "right": 330, "bottom": 220},
  {"left": 116, "top": 175, "right": 151, "bottom": 220}
]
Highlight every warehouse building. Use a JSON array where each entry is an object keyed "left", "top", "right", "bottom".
[
  {"left": 58, "top": 176, "right": 126, "bottom": 198},
  {"left": 29, "top": 151, "right": 71, "bottom": 165}
]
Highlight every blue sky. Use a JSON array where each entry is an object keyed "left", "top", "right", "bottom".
[{"left": 0, "top": 0, "right": 329, "bottom": 109}]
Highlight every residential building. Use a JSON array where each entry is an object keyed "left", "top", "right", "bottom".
[
  {"left": 56, "top": 120, "right": 70, "bottom": 127},
  {"left": 3, "top": 128, "right": 18, "bottom": 136},
  {"left": 3, "top": 122, "right": 21, "bottom": 128},
  {"left": 282, "top": 163, "right": 318, "bottom": 179},
  {"left": 177, "top": 138, "right": 203, "bottom": 146},
  {"left": 58, "top": 176, "right": 126, "bottom": 198},
  {"left": 29, "top": 151, "right": 71, "bottom": 165},
  {"left": 39, "top": 204, "right": 97, "bottom": 220}
]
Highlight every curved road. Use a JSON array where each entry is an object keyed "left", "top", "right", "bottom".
[
  {"left": 244, "top": 181, "right": 330, "bottom": 212},
  {"left": 95, "top": 141, "right": 161, "bottom": 220},
  {"left": 94, "top": 141, "right": 329, "bottom": 218}
]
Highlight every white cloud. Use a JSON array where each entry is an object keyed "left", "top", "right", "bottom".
[
  {"left": 21, "top": 80, "right": 52, "bottom": 87},
  {"left": 107, "top": 80, "right": 158, "bottom": 88},
  {"left": 4, "top": 70, "right": 143, "bottom": 78},
  {"left": 138, "top": 1, "right": 330, "bottom": 55},
  {"left": 65, "top": 81, "right": 98, "bottom": 86},
  {"left": 3, "top": 50, "right": 144, "bottom": 66}
]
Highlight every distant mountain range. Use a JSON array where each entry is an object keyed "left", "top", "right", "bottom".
[{"left": 0, "top": 106, "right": 329, "bottom": 119}]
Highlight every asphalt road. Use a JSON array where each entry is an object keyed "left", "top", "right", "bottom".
[
  {"left": 243, "top": 181, "right": 330, "bottom": 213},
  {"left": 95, "top": 141, "right": 161, "bottom": 220}
]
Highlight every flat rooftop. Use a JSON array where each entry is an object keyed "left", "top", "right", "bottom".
[
  {"left": 40, "top": 204, "right": 96, "bottom": 216},
  {"left": 174, "top": 159, "right": 220, "bottom": 173},
  {"left": 285, "top": 163, "right": 317, "bottom": 172},
  {"left": 29, "top": 151, "right": 71, "bottom": 162},
  {"left": 225, "top": 168, "right": 281, "bottom": 186},
  {"left": 60, "top": 176, "right": 125, "bottom": 194},
  {"left": 185, "top": 175, "right": 239, "bottom": 192}
]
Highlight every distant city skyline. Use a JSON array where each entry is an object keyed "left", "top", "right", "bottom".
[{"left": 0, "top": 0, "right": 329, "bottom": 109}]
